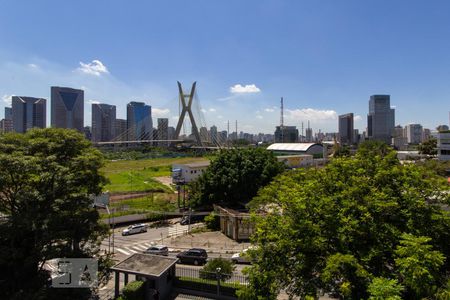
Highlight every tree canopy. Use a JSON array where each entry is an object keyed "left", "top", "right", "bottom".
[
  {"left": 190, "top": 148, "right": 284, "bottom": 207},
  {"left": 244, "top": 142, "right": 450, "bottom": 299},
  {"left": 418, "top": 138, "right": 437, "bottom": 156},
  {"left": 0, "top": 128, "right": 110, "bottom": 299}
]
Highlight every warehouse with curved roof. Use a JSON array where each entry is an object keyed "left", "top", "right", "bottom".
[{"left": 267, "top": 143, "right": 324, "bottom": 157}]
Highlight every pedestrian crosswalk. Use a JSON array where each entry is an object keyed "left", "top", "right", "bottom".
[{"left": 113, "top": 242, "right": 154, "bottom": 256}]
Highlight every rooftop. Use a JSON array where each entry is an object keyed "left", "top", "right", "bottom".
[
  {"left": 267, "top": 143, "right": 322, "bottom": 152},
  {"left": 174, "top": 161, "right": 210, "bottom": 168},
  {"left": 111, "top": 253, "right": 177, "bottom": 278}
]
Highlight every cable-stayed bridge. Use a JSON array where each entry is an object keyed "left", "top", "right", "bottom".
[{"left": 93, "top": 82, "right": 226, "bottom": 150}]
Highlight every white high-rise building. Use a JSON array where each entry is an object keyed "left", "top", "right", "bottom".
[
  {"left": 437, "top": 131, "right": 450, "bottom": 161},
  {"left": 405, "top": 124, "right": 423, "bottom": 144}
]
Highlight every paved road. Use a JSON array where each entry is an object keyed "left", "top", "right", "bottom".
[{"left": 101, "top": 221, "right": 248, "bottom": 274}]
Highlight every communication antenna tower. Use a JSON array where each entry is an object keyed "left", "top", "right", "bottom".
[{"left": 280, "top": 97, "right": 284, "bottom": 142}]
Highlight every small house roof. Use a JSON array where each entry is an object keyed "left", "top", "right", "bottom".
[{"left": 111, "top": 253, "right": 177, "bottom": 278}]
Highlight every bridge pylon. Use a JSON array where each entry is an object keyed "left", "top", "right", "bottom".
[{"left": 174, "top": 81, "right": 202, "bottom": 146}]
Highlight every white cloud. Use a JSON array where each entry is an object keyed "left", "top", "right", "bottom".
[
  {"left": 28, "top": 63, "right": 39, "bottom": 69},
  {"left": 265, "top": 108, "right": 275, "bottom": 112},
  {"left": 354, "top": 115, "right": 362, "bottom": 121},
  {"left": 2, "top": 94, "right": 13, "bottom": 105},
  {"left": 77, "top": 59, "right": 109, "bottom": 76},
  {"left": 201, "top": 108, "right": 207, "bottom": 113},
  {"left": 153, "top": 108, "right": 170, "bottom": 118},
  {"left": 286, "top": 108, "right": 337, "bottom": 121},
  {"left": 230, "top": 84, "right": 261, "bottom": 94},
  {"left": 209, "top": 108, "right": 216, "bottom": 112},
  {"left": 217, "top": 115, "right": 223, "bottom": 119},
  {"left": 216, "top": 95, "right": 236, "bottom": 102},
  {"left": 88, "top": 99, "right": 101, "bottom": 105},
  {"left": 256, "top": 115, "right": 263, "bottom": 119}
]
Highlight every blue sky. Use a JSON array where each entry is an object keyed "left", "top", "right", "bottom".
[{"left": 1, "top": 0, "right": 449, "bottom": 134}]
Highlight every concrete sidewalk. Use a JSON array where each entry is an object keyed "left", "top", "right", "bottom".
[{"left": 162, "top": 231, "right": 251, "bottom": 253}]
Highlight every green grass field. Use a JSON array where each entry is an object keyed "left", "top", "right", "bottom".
[
  {"left": 101, "top": 157, "right": 209, "bottom": 193},
  {"left": 100, "top": 193, "right": 178, "bottom": 219}
]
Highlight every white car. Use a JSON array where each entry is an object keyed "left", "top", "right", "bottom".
[
  {"left": 121, "top": 224, "right": 148, "bottom": 236},
  {"left": 144, "top": 245, "right": 169, "bottom": 256},
  {"left": 231, "top": 248, "right": 251, "bottom": 264}
]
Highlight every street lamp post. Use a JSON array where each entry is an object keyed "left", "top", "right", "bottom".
[{"left": 216, "top": 267, "right": 222, "bottom": 296}]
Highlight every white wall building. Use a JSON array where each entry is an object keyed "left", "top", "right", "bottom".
[
  {"left": 437, "top": 131, "right": 450, "bottom": 161},
  {"left": 172, "top": 161, "right": 210, "bottom": 183},
  {"left": 405, "top": 124, "right": 423, "bottom": 144},
  {"left": 277, "top": 155, "right": 314, "bottom": 168}
]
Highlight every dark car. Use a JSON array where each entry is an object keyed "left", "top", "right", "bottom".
[
  {"left": 176, "top": 248, "right": 208, "bottom": 265},
  {"left": 180, "top": 214, "right": 205, "bottom": 225}
]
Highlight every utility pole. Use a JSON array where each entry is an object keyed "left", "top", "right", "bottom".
[
  {"left": 301, "top": 121, "right": 304, "bottom": 142},
  {"left": 227, "top": 120, "right": 230, "bottom": 147},
  {"left": 235, "top": 120, "right": 238, "bottom": 140},
  {"left": 280, "top": 97, "right": 284, "bottom": 143}
]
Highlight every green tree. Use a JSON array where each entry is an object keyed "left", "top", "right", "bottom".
[
  {"left": 245, "top": 143, "right": 450, "bottom": 299},
  {"left": 204, "top": 212, "right": 220, "bottom": 230},
  {"left": 418, "top": 138, "right": 438, "bottom": 156},
  {"left": 200, "top": 257, "right": 235, "bottom": 280},
  {"left": 0, "top": 128, "right": 110, "bottom": 299},
  {"left": 394, "top": 233, "right": 445, "bottom": 298},
  {"left": 368, "top": 277, "right": 404, "bottom": 300},
  {"left": 190, "top": 148, "right": 284, "bottom": 207}
]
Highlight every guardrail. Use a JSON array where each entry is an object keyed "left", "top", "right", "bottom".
[{"left": 168, "top": 223, "right": 205, "bottom": 237}]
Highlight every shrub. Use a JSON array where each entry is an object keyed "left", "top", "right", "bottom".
[
  {"left": 121, "top": 280, "right": 144, "bottom": 300},
  {"left": 200, "top": 257, "right": 235, "bottom": 281},
  {"left": 204, "top": 212, "right": 220, "bottom": 230}
]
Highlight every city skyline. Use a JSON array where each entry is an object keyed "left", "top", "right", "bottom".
[{"left": 1, "top": 1, "right": 450, "bottom": 134}]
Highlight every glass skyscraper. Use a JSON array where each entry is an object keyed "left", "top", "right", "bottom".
[
  {"left": 51, "top": 86, "right": 84, "bottom": 131},
  {"left": 92, "top": 103, "right": 116, "bottom": 142},
  {"left": 338, "top": 113, "right": 354, "bottom": 145},
  {"left": 127, "top": 101, "right": 152, "bottom": 141},
  {"left": 11, "top": 96, "right": 46, "bottom": 133},
  {"left": 367, "top": 95, "right": 395, "bottom": 144}
]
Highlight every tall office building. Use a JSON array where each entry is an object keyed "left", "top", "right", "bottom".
[
  {"left": 92, "top": 103, "right": 116, "bottom": 142},
  {"left": 210, "top": 125, "right": 218, "bottom": 144},
  {"left": 51, "top": 87, "right": 84, "bottom": 131},
  {"left": 4, "top": 107, "right": 12, "bottom": 120},
  {"left": 199, "top": 126, "right": 209, "bottom": 142},
  {"left": 12, "top": 96, "right": 46, "bottom": 133},
  {"left": 338, "top": 113, "right": 354, "bottom": 145},
  {"left": 405, "top": 124, "right": 423, "bottom": 144},
  {"left": 157, "top": 118, "right": 168, "bottom": 146},
  {"left": 115, "top": 119, "right": 127, "bottom": 141},
  {"left": 367, "top": 95, "right": 395, "bottom": 144},
  {"left": 305, "top": 127, "right": 313, "bottom": 142},
  {"left": 127, "top": 101, "right": 152, "bottom": 141},
  {"left": 168, "top": 126, "right": 175, "bottom": 141},
  {"left": 0, "top": 119, "right": 12, "bottom": 133},
  {"left": 275, "top": 126, "right": 299, "bottom": 143}
]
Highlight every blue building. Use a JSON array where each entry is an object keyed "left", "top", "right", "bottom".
[{"left": 127, "top": 101, "right": 152, "bottom": 141}]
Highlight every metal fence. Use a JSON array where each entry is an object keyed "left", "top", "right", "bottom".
[
  {"left": 176, "top": 266, "right": 248, "bottom": 285},
  {"left": 175, "top": 265, "right": 249, "bottom": 297},
  {"left": 168, "top": 223, "right": 205, "bottom": 237}
]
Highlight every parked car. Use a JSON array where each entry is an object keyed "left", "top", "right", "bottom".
[
  {"left": 231, "top": 247, "right": 257, "bottom": 264},
  {"left": 231, "top": 249, "right": 251, "bottom": 264},
  {"left": 143, "top": 245, "right": 169, "bottom": 256},
  {"left": 121, "top": 223, "right": 148, "bottom": 236},
  {"left": 180, "top": 214, "right": 205, "bottom": 225},
  {"left": 176, "top": 248, "right": 208, "bottom": 265}
]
